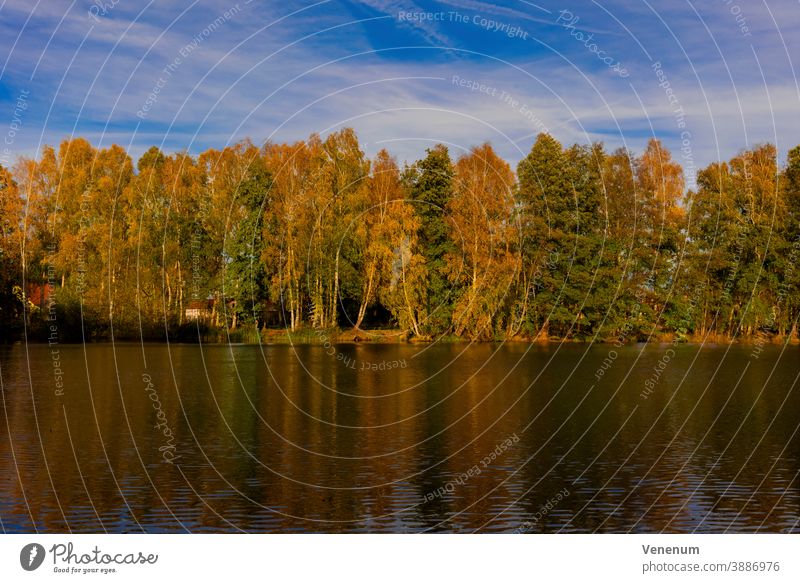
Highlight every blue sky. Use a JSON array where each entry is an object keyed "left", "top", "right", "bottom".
[{"left": 1, "top": 0, "right": 799, "bottom": 183}]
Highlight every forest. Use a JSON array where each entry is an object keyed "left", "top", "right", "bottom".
[{"left": 1, "top": 129, "right": 799, "bottom": 343}]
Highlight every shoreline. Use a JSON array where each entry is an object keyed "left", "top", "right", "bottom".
[{"left": 9, "top": 328, "right": 799, "bottom": 347}]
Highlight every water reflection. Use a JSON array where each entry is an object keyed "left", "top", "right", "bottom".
[{"left": 0, "top": 342, "right": 798, "bottom": 532}]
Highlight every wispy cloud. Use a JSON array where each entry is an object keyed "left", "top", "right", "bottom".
[{"left": 0, "top": 0, "right": 798, "bottom": 178}]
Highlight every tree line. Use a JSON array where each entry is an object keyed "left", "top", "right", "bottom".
[{"left": 1, "top": 129, "right": 799, "bottom": 343}]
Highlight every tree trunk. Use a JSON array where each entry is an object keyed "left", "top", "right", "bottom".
[
  {"left": 286, "top": 245, "right": 299, "bottom": 331},
  {"left": 166, "top": 270, "right": 172, "bottom": 312},
  {"left": 400, "top": 252, "right": 420, "bottom": 337},
  {"left": 177, "top": 260, "right": 183, "bottom": 324},
  {"left": 354, "top": 264, "right": 376, "bottom": 330},
  {"left": 509, "top": 270, "right": 530, "bottom": 337},
  {"left": 539, "top": 320, "right": 550, "bottom": 342},
  {"left": 332, "top": 248, "right": 341, "bottom": 328}
]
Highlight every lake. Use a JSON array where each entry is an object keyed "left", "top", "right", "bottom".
[{"left": 0, "top": 342, "right": 798, "bottom": 533}]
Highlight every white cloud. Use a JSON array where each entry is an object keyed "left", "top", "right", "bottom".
[{"left": 1, "top": 0, "right": 798, "bottom": 177}]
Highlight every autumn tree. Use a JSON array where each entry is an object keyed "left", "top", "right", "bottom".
[
  {"left": 686, "top": 145, "right": 781, "bottom": 337},
  {"left": 323, "top": 129, "right": 370, "bottom": 328},
  {"left": 351, "top": 149, "right": 415, "bottom": 330},
  {"left": 600, "top": 147, "right": 641, "bottom": 336},
  {"left": 3, "top": 131, "right": 799, "bottom": 344},
  {"left": 447, "top": 143, "right": 518, "bottom": 339},
  {"left": 0, "top": 164, "right": 24, "bottom": 333},
  {"left": 263, "top": 138, "right": 322, "bottom": 330},
  {"left": 633, "top": 139, "right": 686, "bottom": 334},
  {"left": 121, "top": 146, "right": 168, "bottom": 335}
]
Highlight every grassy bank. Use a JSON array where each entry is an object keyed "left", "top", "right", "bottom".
[{"left": 19, "top": 329, "right": 798, "bottom": 345}]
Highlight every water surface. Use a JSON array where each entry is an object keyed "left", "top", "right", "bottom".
[{"left": 0, "top": 342, "right": 798, "bottom": 532}]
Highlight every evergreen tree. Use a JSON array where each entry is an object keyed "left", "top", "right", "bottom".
[
  {"left": 224, "top": 156, "right": 272, "bottom": 330},
  {"left": 408, "top": 144, "right": 455, "bottom": 335},
  {"left": 515, "top": 133, "right": 573, "bottom": 339},
  {"left": 563, "top": 142, "right": 621, "bottom": 339}
]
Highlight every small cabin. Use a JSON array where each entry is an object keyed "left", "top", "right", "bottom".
[
  {"left": 25, "top": 282, "right": 54, "bottom": 310},
  {"left": 185, "top": 299, "right": 214, "bottom": 321}
]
